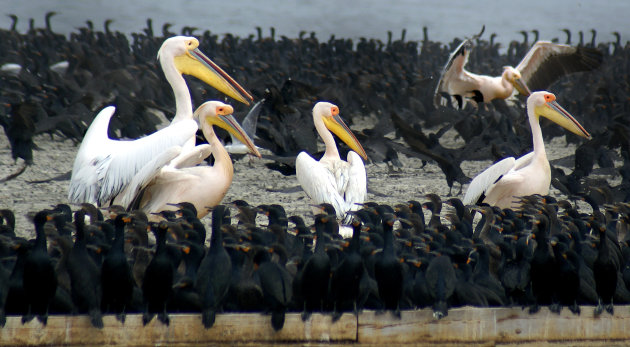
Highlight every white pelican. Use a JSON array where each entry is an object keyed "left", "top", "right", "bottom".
[
  {"left": 434, "top": 29, "right": 603, "bottom": 109},
  {"left": 68, "top": 36, "right": 253, "bottom": 206},
  {"left": 462, "top": 91, "right": 591, "bottom": 209},
  {"left": 114, "top": 100, "right": 261, "bottom": 219},
  {"left": 296, "top": 102, "right": 368, "bottom": 220}
]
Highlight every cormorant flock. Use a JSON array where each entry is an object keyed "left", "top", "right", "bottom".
[{"left": 1, "top": 12, "right": 630, "bottom": 332}]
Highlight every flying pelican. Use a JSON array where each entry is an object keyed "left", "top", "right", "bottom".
[
  {"left": 68, "top": 36, "right": 253, "bottom": 206},
  {"left": 462, "top": 91, "right": 591, "bottom": 209},
  {"left": 296, "top": 102, "right": 368, "bottom": 220},
  {"left": 114, "top": 100, "right": 261, "bottom": 219},
  {"left": 433, "top": 27, "right": 603, "bottom": 109}
]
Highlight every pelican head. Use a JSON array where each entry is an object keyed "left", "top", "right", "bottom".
[
  {"left": 503, "top": 66, "right": 531, "bottom": 96},
  {"left": 529, "top": 91, "right": 591, "bottom": 139},
  {"left": 314, "top": 102, "right": 368, "bottom": 160},
  {"left": 194, "top": 101, "right": 262, "bottom": 157},
  {"left": 159, "top": 36, "right": 253, "bottom": 105}
]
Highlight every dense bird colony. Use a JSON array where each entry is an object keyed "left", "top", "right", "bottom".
[{"left": 0, "top": 13, "right": 630, "bottom": 331}]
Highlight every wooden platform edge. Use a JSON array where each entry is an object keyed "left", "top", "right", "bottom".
[
  {"left": 0, "top": 312, "right": 356, "bottom": 346},
  {"left": 358, "top": 305, "right": 630, "bottom": 344},
  {"left": 2, "top": 305, "right": 630, "bottom": 345}
]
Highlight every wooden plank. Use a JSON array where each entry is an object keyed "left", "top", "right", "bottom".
[
  {"left": 0, "top": 312, "right": 356, "bottom": 346},
  {"left": 5, "top": 306, "right": 630, "bottom": 345},
  {"left": 358, "top": 306, "right": 630, "bottom": 344}
]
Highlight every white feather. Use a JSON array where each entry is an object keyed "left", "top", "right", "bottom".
[
  {"left": 68, "top": 106, "right": 197, "bottom": 206},
  {"left": 344, "top": 151, "right": 367, "bottom": 212},
  {"left": 463, "top": 157, "right": 516, "bottom": 205},
  {"left": 296, "top": 152, "right": 349, "bottom": 218},
  {"left": 113, "top": 146, "right": 184, "bottom": 208}
]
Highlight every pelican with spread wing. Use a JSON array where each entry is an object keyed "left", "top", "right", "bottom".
[
  {"left": 296, "top": 102, "right": 368, "bottom": 219},
  {"left": 462, "top": 91, "right": 591, "bottom": 209},
  {"left": 114, "top": 100, "right": 261, "bottom": 218},
  {"left": 68, "top": 36, "right": 253, "bottom": 206},
  {"left": 434, "top": 27, "right": 603, "bottom": 109}
]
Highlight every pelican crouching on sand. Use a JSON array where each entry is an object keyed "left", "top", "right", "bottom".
[
  {"left": 434, "top": 27, "right": 603, "bottom": 109},
  {"left": 462, "top": 91, "right": 591, "bottom": 209},
  {"left": 68, "top": 36, "right": 253, "bottom": 207},
  {"left": 296, "top": 102, "right": 368, "bottom": 220},
  {"left": 115, "top": 101, "right": 261, "bottom": 218}
]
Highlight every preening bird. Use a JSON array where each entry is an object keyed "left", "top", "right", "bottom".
[
  {"left": 296, "top": 102, "right": 368, "bottom": 220},
  {"left": 434, "top": 27, "right": 603, "bottom": 109},
  {"left": 68, "top": 36, "right": 253, "bottom": 207},
  {"left": 463, "top": 91, "right": 591, "bottom": 209},
  {"left": 113, "top": 100, "right": 261, "bottom": 218}
]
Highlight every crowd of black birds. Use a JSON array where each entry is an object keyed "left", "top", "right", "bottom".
[
  {"left": 1, "top": 14, "right": 629, "bottom": 200},
  {"left": 1, "top": 193, "right": 630, "bottom": 330},
  {"left": 1, "top": 13, "right": 630, "bottom": 330}
]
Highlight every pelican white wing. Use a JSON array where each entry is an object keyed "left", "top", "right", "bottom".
[
  {"left": 118, "top": 144, "right": 215, "bottom": 213},
  {"left": 516, "top": 41, "right": 603, "bottom": 93},
  {"left": 463, "top": 152, "right": 536, "bottom": 206},
  {"left": 462, "top": 157, "right": 516, "bottom": 206},
  {"left": 296, "top": 152, "right": 349, "bottom": 218},
  {"left": 68, "top": 106, "right": 198, "bottom": 206},
  {"left": 433, "top": 37, "right": 474, "bottom": 108},
  {"left": 113, "top": 146, "right": 185, "bottom": 209},
  {"left": 433, "top": 26, "right": 486, "bottom": 109},
  {"left": 344, "top": 151, "right": 368, "bottom": 212},
  {"left": 296, "top": 151, "right": 366, "bottom": 218}
]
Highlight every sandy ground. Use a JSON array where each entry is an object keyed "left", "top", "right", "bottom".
[{"left": 0, "top": 115, "right": 590, "bottom": 239}]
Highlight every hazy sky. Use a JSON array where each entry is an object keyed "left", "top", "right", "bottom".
[{"left": 1, "top": 0, "right": 627, "bottom": 45}]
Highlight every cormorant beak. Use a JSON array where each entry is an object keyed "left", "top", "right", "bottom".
[
  {"left": 197, "top": 103, "right": 262, "bottom": 158},
  {"left": 173, "top": 39, "right": 253, "bottom": 105},
  {"left": 322, "top": 110, "right": 368, "bottom": 161},
  {"left": 536, "top": 93, "right": 591, "bottom": 139}
]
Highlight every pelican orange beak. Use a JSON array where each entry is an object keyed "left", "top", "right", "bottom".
[
  {"left": 322, "top": 106, "right": 368, "bottom": 160},
  {"left": 197, "top": 102, "right": 262, "bottom": 157},
  {"left": 536, "top": 93, "right": 591, "bottom": 139},
  {"left": 173, "top": 38, "right": 253, "bottom": 105}
]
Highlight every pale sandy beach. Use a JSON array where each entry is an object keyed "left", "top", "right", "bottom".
[{"left": 0, "top": 119, "right": 586, "bottom": 238}]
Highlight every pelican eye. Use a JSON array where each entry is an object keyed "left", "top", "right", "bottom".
[
  {"left": 216, "top": 106, "right": 232, "bottom": 115},
  {"left": 186, "top": 39, "right": 199, "bottom": 50},
  {"left": 544, "top": 94, "right": 556, "bottom": 102},
  {"left": 331, "top": 106, "right": 339, "bottom": 116}
]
